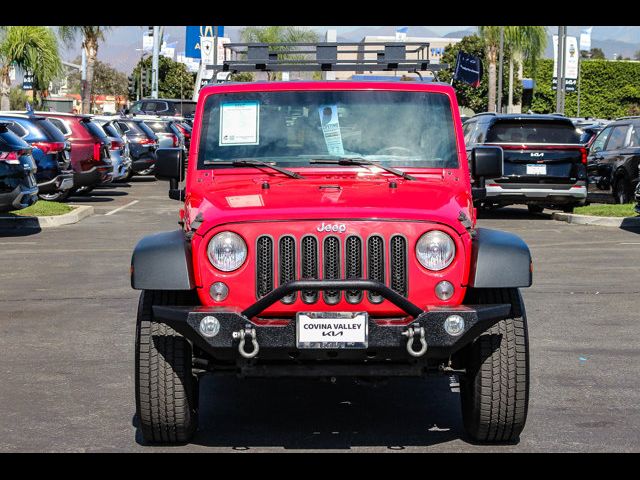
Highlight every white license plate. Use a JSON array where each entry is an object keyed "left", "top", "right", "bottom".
[
  {"left": 526, "top": 164, "right": 547, "bottom": 175},
  {"left": 296, "top": 312, "right": 368, "bottom": 349}
]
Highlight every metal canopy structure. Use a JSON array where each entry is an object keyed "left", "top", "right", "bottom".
[{"left": 204, "top": 41, "right": 448, "bottom": 81}]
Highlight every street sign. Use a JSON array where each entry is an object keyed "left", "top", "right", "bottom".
[
  {"left": 185, "top": 26, "right": 225, "bottom": 59},
  {"left": 553, "top": 35, "right": 579, "bottom": 92},
  {"left": 22, "top": 73, "right": 34, "bottom": 90}
]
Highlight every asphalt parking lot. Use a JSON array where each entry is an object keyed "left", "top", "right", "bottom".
[{"left": 1, "top": 179, "right": 639, "bottom": 452}]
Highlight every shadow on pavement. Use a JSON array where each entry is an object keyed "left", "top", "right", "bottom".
[
  {"left": 129, "top": 176, "right": 157, "bottom": 183},
  {"left": 476, "top": 206, "right": 552, "bottom": 221},
  {"left": 0, "top": 225, "right": 42, "bottom": 237},
  {"left": 134, "top": 375, "right": 466, "bottom": 450}
]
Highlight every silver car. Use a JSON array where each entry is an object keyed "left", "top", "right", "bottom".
[{"left": 93, "top": 117, "right": 132, "bottom": 181}]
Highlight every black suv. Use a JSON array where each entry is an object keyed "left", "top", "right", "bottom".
[
  {"left": 587, "top": 116, "right": 640, "bottom": 204},
  {"left": 464, "top": 113, "right": 587, "bottom": 213},
  {"left": 128, "top": 98, "right": 196, "bottom": 119},
  {"left": 0, "top": 122, "right": 38, "bottom": 212}
]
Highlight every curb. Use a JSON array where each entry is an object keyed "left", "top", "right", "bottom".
[
  {"left": 0, "top": 205, "right": 95, "bottom": 230},
  {"left": 552, "top": 212, "right": 640, "bottom": 227}
]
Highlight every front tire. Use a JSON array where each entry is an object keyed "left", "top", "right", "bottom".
[
  {"left": 135, "top": 290, "right": 199, "bottom": 444},
  {"left": 38, "top": 189, "right": 70, "bottom": 202},
  {"left": 527, "top": 204, "right": 544, "bottom": 214},
  {"left": 460, "top": 288, "right": 529, "bottom": 443}
]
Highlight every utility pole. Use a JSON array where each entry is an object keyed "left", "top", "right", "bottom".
[
  {"left": 151, "top": 26, "right": 164, "bottom": 99},
  {"left": 497, "top": 26, "right": 505, "bottom": 113},
  {"left": 556, "top": 26, "right": 567, "bottom": 115}
]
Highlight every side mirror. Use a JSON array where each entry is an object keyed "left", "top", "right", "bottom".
[
  {"left": 471, "top": 146, "right": 503, "bottom": 200},
  {"left": 155, "top": 148, "right": 185, "bottom": 201}
]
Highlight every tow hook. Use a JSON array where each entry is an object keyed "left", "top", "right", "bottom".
[
  {"left": 401, "top": 324, "right": 428, "bottom": 357},
  {"left": 232, "top": 325, "right": 259, "bottom": 359}
]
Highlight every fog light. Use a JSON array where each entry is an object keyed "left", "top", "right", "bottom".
[
  {"left": 444, "top": 315, "right": 465, "bottom": 336},
  {"left": 199, "top": 316, "right": 220, "bottom": 338},
  {"left": 435, "top": 281, "right": 454, "bottom": 300},
  {"left": 209, "top": 282, "right": 229, "bottom": 301}
]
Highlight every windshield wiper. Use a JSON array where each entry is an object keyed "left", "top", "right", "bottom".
[
  {"left": 310, "top": 157, "right": 417, "bottom": 181},
  {"left": 203, "top": 159, "right": 304, "bottom": 179}
]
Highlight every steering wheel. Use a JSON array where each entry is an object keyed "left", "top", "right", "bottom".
[{"left": 374, "top": 146, "right": 414, "bottom": 155}]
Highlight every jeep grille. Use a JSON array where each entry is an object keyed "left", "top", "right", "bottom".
[{"left": 255, "top": 233, "right": 408, "bottom": 305}]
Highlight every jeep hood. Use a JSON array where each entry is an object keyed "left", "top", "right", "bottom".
[{"left": 188, "top": 173, "right": 473, "bottom": 236}]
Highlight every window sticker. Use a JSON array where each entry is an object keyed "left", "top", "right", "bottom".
[
  {"left": 219, "top": 101, "right": 260, "bottom": 146},
  {"left": 318, "top": 104, "right": 345, "bottom": 156}
]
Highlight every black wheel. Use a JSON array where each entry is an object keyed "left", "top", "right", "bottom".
[
  {"left": 38, "top": 189, "right": 70, "bottom": 202},
  {"left": 460, "top": 288, "right": 529, "bottom": 443},
  {"left": 122, "top": 168, "right": 133, "bottom": 181},
  {"left": 527, "top": 204, "right": 544, "bottom": 214},
  {"left": 613, "top": 176, "right": 632, "bottom": 204},
  {"left": 135, "top": 290, "right": 199, "bottom": 444}
]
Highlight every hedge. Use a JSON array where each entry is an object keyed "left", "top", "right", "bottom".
[{"left": 527, "top": 58, "right": 640, "bottom": 119}]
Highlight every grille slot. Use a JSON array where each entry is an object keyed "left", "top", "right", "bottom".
[
  {"left": 300, "top": 235, "right": 319, "bottom": 303},
  {"left": 323, "top": 236, "right": 341, "bottom": 304},
  {"left": 256, "top": 236, "right": 274, "bottom": 298},
  {"left": 390, "top": 235, "right": 408, "bottom": 296},
  {"left": 367, "top": 235, "right": 385, "bottom": 303},
  {"left": 279, "top": 236, "right": 296, "bottom": 304},
  {"left": 345, "top": 236, "right": 363, "bottom": 303}
]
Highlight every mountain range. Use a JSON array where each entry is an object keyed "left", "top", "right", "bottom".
[{"left": 60, "top": 26, "right": 640, "bottom": 74}]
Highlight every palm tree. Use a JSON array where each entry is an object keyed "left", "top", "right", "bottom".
[
  {"left": 478, "top": 26, "right": 503, "bottom": 112},
  {"left": 240, "top": 26, "right": 319, "bottom": 80},
  {"left": 58, "top": 26, "right": 111, "bottom": 113},
  {"left": 0, "top": 26, "right": 62, "bottom": 110},
  {"left": 505, "top": 26, "right": 547, "bottom": 112}
]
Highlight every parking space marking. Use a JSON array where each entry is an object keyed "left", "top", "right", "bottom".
[
  {"left": 618, "top": 242, "right": 640, "bottom": 245},
  {"left": 104, "top": 200, "right": 139, "bottom": 216}
]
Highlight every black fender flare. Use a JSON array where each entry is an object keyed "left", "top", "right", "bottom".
[
  {"left": 131, "top": 230, "right": 195, "bottom": 290},
  {"left": 469, "top": 227, "right": 532, "bottom": 288}
]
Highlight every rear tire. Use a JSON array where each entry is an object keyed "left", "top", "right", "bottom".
[
  {"left": 38, "top": 189, "right": 70, "bottom": 202},
  {"left": 135, "top": 290, "right": 199, "bottom": 444},
  {"left": 460, "top": 288, "right": 529, "bottom": 443},
  {"left": 561, "top": 205, "right": 575, "bottom": 213},
  {"left": 527, "top": 204, "right": 544, "bottom": 214}
]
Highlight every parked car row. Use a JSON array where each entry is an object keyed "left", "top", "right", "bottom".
[
  {"left": 463, "top": 112, "right": 640, "bottom": 213},
  {"left": 0, "top": 109, "right": 192, "bottom": 213}
]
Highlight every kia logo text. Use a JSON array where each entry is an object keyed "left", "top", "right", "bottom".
[{"left": 317, "top": 222, "right": 347, "bottom": 233}]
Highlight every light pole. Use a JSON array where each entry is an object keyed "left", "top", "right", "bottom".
[{"left": 555, "top": 26, "right": 567, "bottom": 115}]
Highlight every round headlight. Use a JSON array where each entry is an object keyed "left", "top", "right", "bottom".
[
  {"left": 416, "top": 230, "right": 455, "bottom": 271},
  {"left": 207, "top": 231, "right": 247, "bottom": 272}
]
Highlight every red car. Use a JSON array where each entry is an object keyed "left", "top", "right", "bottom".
[
  {"left": 38, "top": 112, "right": 112, "bottom": 193},
  {"left": 131, "top": 79, "right": 533, "bottom": 445}
]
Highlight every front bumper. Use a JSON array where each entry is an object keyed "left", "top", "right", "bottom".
[
  {"left": 485, "top": 182, "right": 587, "bottom": 205},
  {"left": 151, "top": 280, "right": 513, "bottom": 370}
]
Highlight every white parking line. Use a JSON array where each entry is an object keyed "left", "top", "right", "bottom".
[{"left": 104, "top": 200, "right": 139, "bottom": 216}]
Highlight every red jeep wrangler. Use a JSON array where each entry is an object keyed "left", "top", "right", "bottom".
[{"left": 131, "top": 43, "right": 532, "bottom": 445}]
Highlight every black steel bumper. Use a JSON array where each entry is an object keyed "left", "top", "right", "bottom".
[{"left": 151, "top": 280, "right": 512, "bottom": 363}]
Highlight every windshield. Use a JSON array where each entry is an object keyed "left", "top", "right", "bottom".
[
  {"left": 487, "top": 120, "right": 581, "bottom": 144},
  {"left": 198, "top": 90, "right": 458, "bottom": 169}
]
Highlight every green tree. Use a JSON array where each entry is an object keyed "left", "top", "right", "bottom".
[
  {"left": 58, "top": 26, "right": 111, "bottom": 113},
  {"left": 9, "top": 86, "right": 28, "bottom": 110},
  {"left": 589, "top": 47, "right": 605, "bottom": 59},
  {"left": 478, "top": 26, "right": 502, "bottom": 112},
  {"left": 504, "top": 26, "right": 547, "bottom": 112},
  {"left": 439, "top": 34, "right": 520, "bottom": 114},
  {"left": 239, "top": 26, "right": 319, "bottom": 80},
  {"left": 67, "top": 57, "right": 128, "bottom": 96},
  {"left": 0, "top": 26, "right": 63, "bottom": 110},
  {"left": 133, "top": 56, "right": 195, "bottom": 99}
]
